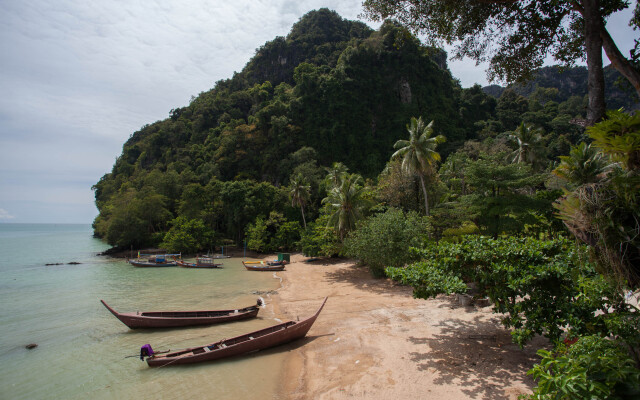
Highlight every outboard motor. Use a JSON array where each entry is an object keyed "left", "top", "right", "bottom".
[{"left": 140, "top": 344, "right": 154, "bottom": 361}]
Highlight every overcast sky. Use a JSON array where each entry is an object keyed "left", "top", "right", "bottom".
[{"left": 0, "top": 1, "right": 637, "bottom": 224}]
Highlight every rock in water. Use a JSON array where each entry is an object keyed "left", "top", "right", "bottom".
[{"left": 25, "top": 343, "right": 38, "bottom": 349}]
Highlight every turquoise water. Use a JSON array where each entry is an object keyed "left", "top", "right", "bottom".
[{"left": 0, "top": 224, "right": 285, "bottom": 400}]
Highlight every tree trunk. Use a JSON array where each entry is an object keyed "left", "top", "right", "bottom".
[
  {"left": 301, "top": 204, "right": 307, "bottom": 229},
  {"left": 582, "top": 0, "right": 607, "bottom": 124},
  {"left": 461, "top": 173, "right": 466, "bottom": 195},
  {"left": 419, "top": 175, "right": 430, "bottom": 216},
  {"left": 600, "top": 24, "right": 640, "bottom": 100}
]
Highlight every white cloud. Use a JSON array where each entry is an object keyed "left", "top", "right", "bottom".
[{"left": 0, "top": 208, "right": 16, "bottom": 220}]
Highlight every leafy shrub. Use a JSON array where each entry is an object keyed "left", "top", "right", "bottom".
[
  {"left": 527, "top": 336, "right": 640, "bottom": 399},
  {"left": 298, "top": 213, "right": 340, "bottom": 257},
  {"left": 441, "top": 221, "right": 480, "bottom": 241},
  {"left": 387, "top": 236, "right": 631, "bottom": 346},
  {"left": 343, "top": 208, "right": 430, "bottom": 277}
]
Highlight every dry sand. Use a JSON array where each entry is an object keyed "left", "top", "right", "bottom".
[{"left": 266, "top": 254, "right": 548, "bottom": 400}]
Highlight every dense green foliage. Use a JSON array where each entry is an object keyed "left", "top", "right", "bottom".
[
  {"left": 555, "top": 110, "right": 640, "bottom": 287},
  {"left": 386, "top": 236, "right": 634, "bottom": 346},
  {"left": 245, "top": 212, "right": 302, "bottom": 253},
  {"left": 387, "top": 234, "right": 640, "bottom": 397},
  {"left": 161, "top": 216, "right": 215, "bottom": 254},
  {"left": 553, "top": 142, "right": 611, "bottom": 186},
  {"left": 93, "top": 10, "right": 474, "bottom": 249},
  {"left": 361, "top": 0, "right": 640, "bottom": 124},
  {"left": 298, "top": 211, "right": 341, "bottom": 257},
  {"left": 457, "top": 153, "right": 550, "bottom": 238},
  {"left": 93, "top": 9, "right": 626, "bottom": 252},
  {"left": 94, "top": 8, "right": 640, "bottom": 397},
  {"left": 343, "top": 208, "right": 430, "bottom": 277},
  {"left": 528, "top": 336, "right": 640, "bottom": 399}
]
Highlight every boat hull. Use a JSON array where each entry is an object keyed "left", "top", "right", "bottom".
[
  {"left": 146, "top": 297, "right": 327, "bottom": 366},
  {"left": 176, "top": 260, "right": 222, "bottom": 269},
  {"left": 266, "top": 260, "right": 287, "bottom": 266},
  {"left": 242, "top": 261, "right": 285, "bottom": 271},
  {"left": 101, "top": 300, "right": 260, "bottom": 329},
  {"left": 128, "top": 260, "right": 177, "bottom": 267}
]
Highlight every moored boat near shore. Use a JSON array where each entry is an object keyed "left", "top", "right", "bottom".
[
  {"left": 127, "top": 253, "right": 181, "bottom": 267},
  {"left": 242, "top": 261, "right": 285, "bottom": 271},
  {"left": 143, "top": 297, "right": 327, "bottom": 366},
  {"left": 266, "top": 260, "right": 287, "bottom": 266},
  {"left": 100, "top": 299, "right": 262, "bottom": 329},
  {"left": 175, "top": 257, "right": 223, "bottom": 268}
]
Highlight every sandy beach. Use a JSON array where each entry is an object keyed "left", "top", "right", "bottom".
[{"left": 268, "top": 254, "right": 549, "bottom": 400}]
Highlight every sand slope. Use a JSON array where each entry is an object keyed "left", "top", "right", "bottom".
[{"left": 271, "top": 254, "right": 547, "bottom": 400}]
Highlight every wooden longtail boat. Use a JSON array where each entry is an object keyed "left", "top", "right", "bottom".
[
  {"left": 144, "top": 297, "right": 327, "bottom": 366},
  {"left": 242, "top": 261, "right": 285, "bottom": 271},
  {"left": 127, "top": 253, "right": 181, "bottom": 267},
  {"left": 100, "top": 299, "right": 261, "bottom": 329},
  {"left": 175, "top": 257, "right": 223, "bottom": 269}
]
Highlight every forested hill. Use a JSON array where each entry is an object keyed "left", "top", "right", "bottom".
[
  {"left": 93, "top": 9, "right": 477, "bottom": 246},
  {"left": 483, "top": 65, "right": 640, "bottom": 111},
  {"left": 93, "top": 8, "right": 606, "bottom": 249},
  {"left": 114, "top": 9, "right": 462, "bottom": 183}
]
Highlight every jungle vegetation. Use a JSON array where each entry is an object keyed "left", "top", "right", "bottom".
[
  {"left": 94, "top": 8, "right": 640, "bottom": 397},
  {"left": 93, "top": 8, "right": 635, "bottom": 254}
]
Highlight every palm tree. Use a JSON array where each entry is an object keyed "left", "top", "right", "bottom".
[
  {"left": 392, "top": 116, "right": 446, "bottom": 216},
  {"left": 507, "top": 122, "right": 545, "bottom": 168},
  {"left": 324, "top": 162, "right": 349, "bottom": 190},
  {"left": 289, "top": 174, "right": 311, "bottom": 229},
  {"left": 322, "top": 173, "right": 368, "bottom": 240},
  {"left": 553, "top": 142, "right": 611, "bottom": 186}
]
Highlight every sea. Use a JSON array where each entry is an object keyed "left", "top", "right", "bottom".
[{"left": 0, "top": 223, "right": 286, "bottom": 400}]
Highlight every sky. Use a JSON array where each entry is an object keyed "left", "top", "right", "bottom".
[{"left": 0, "top": 1, "right": 637, "bottom": 224}]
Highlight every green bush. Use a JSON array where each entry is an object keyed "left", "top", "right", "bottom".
[
  {"left": 441, "top": 221, "right": 480, "bottom": 241},
  {"left": 343, "top": 208, "right": 430, "bottom": 277},
  {"left": 527, "top": 336, "right": 640, "bottom": 399},
  {"left": 387, "top": 236, "right": 630, "bottom": 346},
  {"left": 298, "top": 213, "right": 340, "bottom": 257}
]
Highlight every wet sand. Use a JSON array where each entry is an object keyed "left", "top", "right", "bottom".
[{"left": 269, "top": 254, "right": 548, "bottom": 400}]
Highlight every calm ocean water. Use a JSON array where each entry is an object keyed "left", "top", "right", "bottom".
[{"left": 0, "top": 224, "right": 285, "bottom": 400}]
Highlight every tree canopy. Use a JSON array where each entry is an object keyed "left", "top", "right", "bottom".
[{"left": 362, "top": 0, "right": 640, "bottom": 123}]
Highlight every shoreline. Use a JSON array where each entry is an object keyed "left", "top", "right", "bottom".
[
  {"left": 98, "top": 246, "right": 260, "bottom": 259},
  {"left": 270, "top": 254, "right": 547, "bottom": 400}
]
